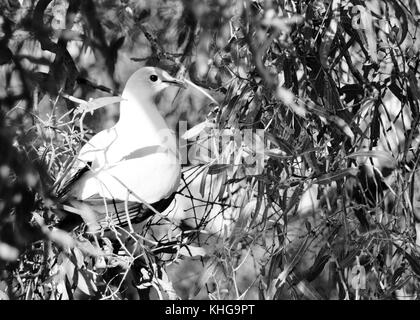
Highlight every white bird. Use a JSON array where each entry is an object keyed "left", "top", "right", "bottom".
[{"left": 57, "top": 67, "right": 185, "bottom": 229}]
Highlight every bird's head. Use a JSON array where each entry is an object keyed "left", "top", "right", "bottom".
[{"left": 123, "top": 67, "right": 186, "bottom": 101}]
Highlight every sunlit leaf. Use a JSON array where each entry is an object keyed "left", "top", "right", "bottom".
[
  {"left": 361, "top": 6, "right": 377, "bottom": 62},
  {"left": 277, "top": 236, "right": 309, "bottom": 286},
  {"left": 347, "top": 150, "right": 397, "bottom": 168},
  {"left": 285, "top": 183, "right": 304, "bottom": 214},
  {"left": 178, "top": 245, "right": 206, "bottom": 257},
  {"left": 314, "top": 168, "right": 358, "bottom": 185},
  {"left": 75, "top": 96, "right": 125, "bottom": 115},
  {"left": 329, "top": 115, "right": 354, "bottom": 142},
  {"left": 0, "top": 290, "right": 8, "bottom": 300},
  {"left": 350, "top": 265, "right": 366, "bottom": 290},
  {"left": 296, "top": 279, "right": 324, "bottom": 300},
  {"left": 76, "top": 238, "right": 103, "bottom": 258},
  {"left": 48, "top": 229, "right": 75, "bottom": 251},
  {"left": 155, "top": 269, "right": 178, "bottom": 300},
  {"left": 391, "top": 0, "right": 409, "bottom": 45},
  {"left": 276, "top": 86, "right": 307, "bottom": 117},
  {"left": 408, "top": 70, "right": 420, "bottom": 101},
  {"left": 319, "top": 0, "right": 339, "bottom": 69},
  {"left": 0, "top": 242, "right": 19, "bottom": 261},
  {"left": 75, "top": 270, "right": 98, "bottom": 296},
  {"left": 266, "top": 148, "right": 293, "bottom": 159},
  {"left": 182, "top": 120, "right": 210, "bottom": 140},
  {"left": 207, "top": 163, "right": 232, "bottom": 175}
]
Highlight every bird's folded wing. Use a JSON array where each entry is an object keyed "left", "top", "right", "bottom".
[
  {"left": 86, "top": 192, "right": 176, "bottom": 227},
  {"left": 57, "top": 192, "right": 176, "bottom": 230},
  {"left": 58, "top": 134, "right": 178, "bottom": 202},
  {"left": 57, "top": 128, "right": 117, "bottom": 197},
  {"left": 57, "top": 145, "right": 169, "bottom": 200},
  {"left": 57, "top": 162, "right": 92, "bottom": 199}
]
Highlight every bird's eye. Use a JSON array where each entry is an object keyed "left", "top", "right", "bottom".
[{"left": 149, "top": 75, "right": 158, "bottom": 82}]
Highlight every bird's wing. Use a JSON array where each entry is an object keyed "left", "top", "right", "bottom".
[
  {"left": 70, "top": 150, "right": 180, "bottom": 202},
  {"left": 57, "top": 137, "right": 180, "bottom": 229},
  {"left": 56, "top": 141, "right": 180, "bottom": 229},
  {"left": 57, "top": 127, "right": 118, "bottom": 199},
  {"left": 57, "top": 191, "right": 176, "bottom": 231}
]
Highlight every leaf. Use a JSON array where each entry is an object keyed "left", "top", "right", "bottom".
[
  {"left": 276, "top": 236, "right": 310, "bottom": 286},
  {"left": 388, "top": 81, "right": 405, "bottom": 102},
  {"left": 346, "top": 150, "right": 397, "bottom": 168},
  {"left": 305, "top": 245, "right": 331, "bottom": 282},
  {"left": 319, "top": 17, "right": 338, "bottom": 68},
  {"left": 391, "top": 266, "right": 406, "bottom": 285},
  {"left": 263, "top": 14, "right": 304, "bottom": 32},
  {"left": 48, "top": 229, "right": 75, "bottom": 250},
  {"left": 391, "top": 0, "right": 409, "bottom": 45},
  {"left": 314, "top": 167, "right": 358, "bottom": 185},
  {"left": 152, "top": 240, "right": 178, "bottom": 255},
  {"left": 0, "top": 242, "right": 19, "bottom": 261},
  {"left": 266, "top": 148, "right": 293, "bottom": 159},
  {"left": 338, "top": 249, "right": 360, "bottom": 268},
  {"left": 63, "top": 275, "right": 74, "bottom": 300},
  {"left": 110, "top": 36, "right": 125, "bottom": 51},
  {"left": 350, "top": 265, "right": 366, "bottom": 290},
  {"left": 199, "top": 167, "right": 209, "bottom": 198},
  {"left": 250, "top": 180, "right": 264, "bottom": 226},
  {"left": 75, "top": 270, "right": 98, "bottom": 296},
  {"left": 285, "top": 183, "right": 304, "bottom": 214},
  {"left": 0, "top": 290, "right": 8, "bottom": 300},
  {"left": 155, "top": 269, "right": 178, "bottom": 300},
  {"left": 403, "top": 251, "right": 420, "bottom": 276},
  {"left": 190, "top": 260, "right": 216, "bottom": 298},
  {"left": 329, "top": 115, "right": 354, "bottom": 142},
  {"left": 207, "top": 164, "right": 232, "bottom": 175},
  {"left": 276, "top": 86, "right": 307, "bottom": 117},
  {"left": 72, "top": 248, "right": 85, "bottom": 269},
  {"left": 391, "top": 242, "right": 420, "bottom": 276},
  {"left": 184, "top": 79, "right": 219, "bottom": 105},
  {"left": 361, "top": 6, "right": 377, "bottom": 62},
  {"left": 217, "top": 170, "right": 227, "bottom": 200},
  {"left": 68, "top": 200, "right": 100, "bottom": 232},
  {"left": 408, "top": 70, "right": 420, "bottom": 101},
  {"left": 178, "top": 245, "right": 206, "bottom": 257},
  {"left": 181, "top": 120, "right": 209, "bottom": 140},
  {"left": 75, "top": 96, "right": 124, "bottom": 115},
  {"left": 320, "top": 0, "right": 340, "bottom": 68},
  {"left": 76, "top": 238, "right": 102, "bottom": 258},
  {"left": 295, "top": 279, "right": 324, "bottom": 300},
  {"left": 137, "top": 8, "right": 151, "bottom": 22}
]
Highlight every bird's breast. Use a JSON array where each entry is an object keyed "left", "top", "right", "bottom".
[{"left": 72, "top": 126, "right": 180, "bottom": 203}]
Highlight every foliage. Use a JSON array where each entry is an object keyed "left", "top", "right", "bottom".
[{"left": 0, "top": 0, "right": 420, "bottom": 300}]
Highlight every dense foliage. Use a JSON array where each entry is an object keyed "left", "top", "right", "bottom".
[{"left": 0, "top": 0, "right": 420, "bottom": 300}]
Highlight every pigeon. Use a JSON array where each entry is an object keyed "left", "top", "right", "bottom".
[{"left": 57, "top": 67, "right": 185, "bottom": 230}]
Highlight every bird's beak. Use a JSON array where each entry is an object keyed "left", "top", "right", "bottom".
[{"left": 161, "top": 74, "right": 186, "bottom": 89}]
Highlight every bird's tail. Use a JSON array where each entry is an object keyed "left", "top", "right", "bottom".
[{"left": 53, "top": 193, "right": 175, "bottom": 232}]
